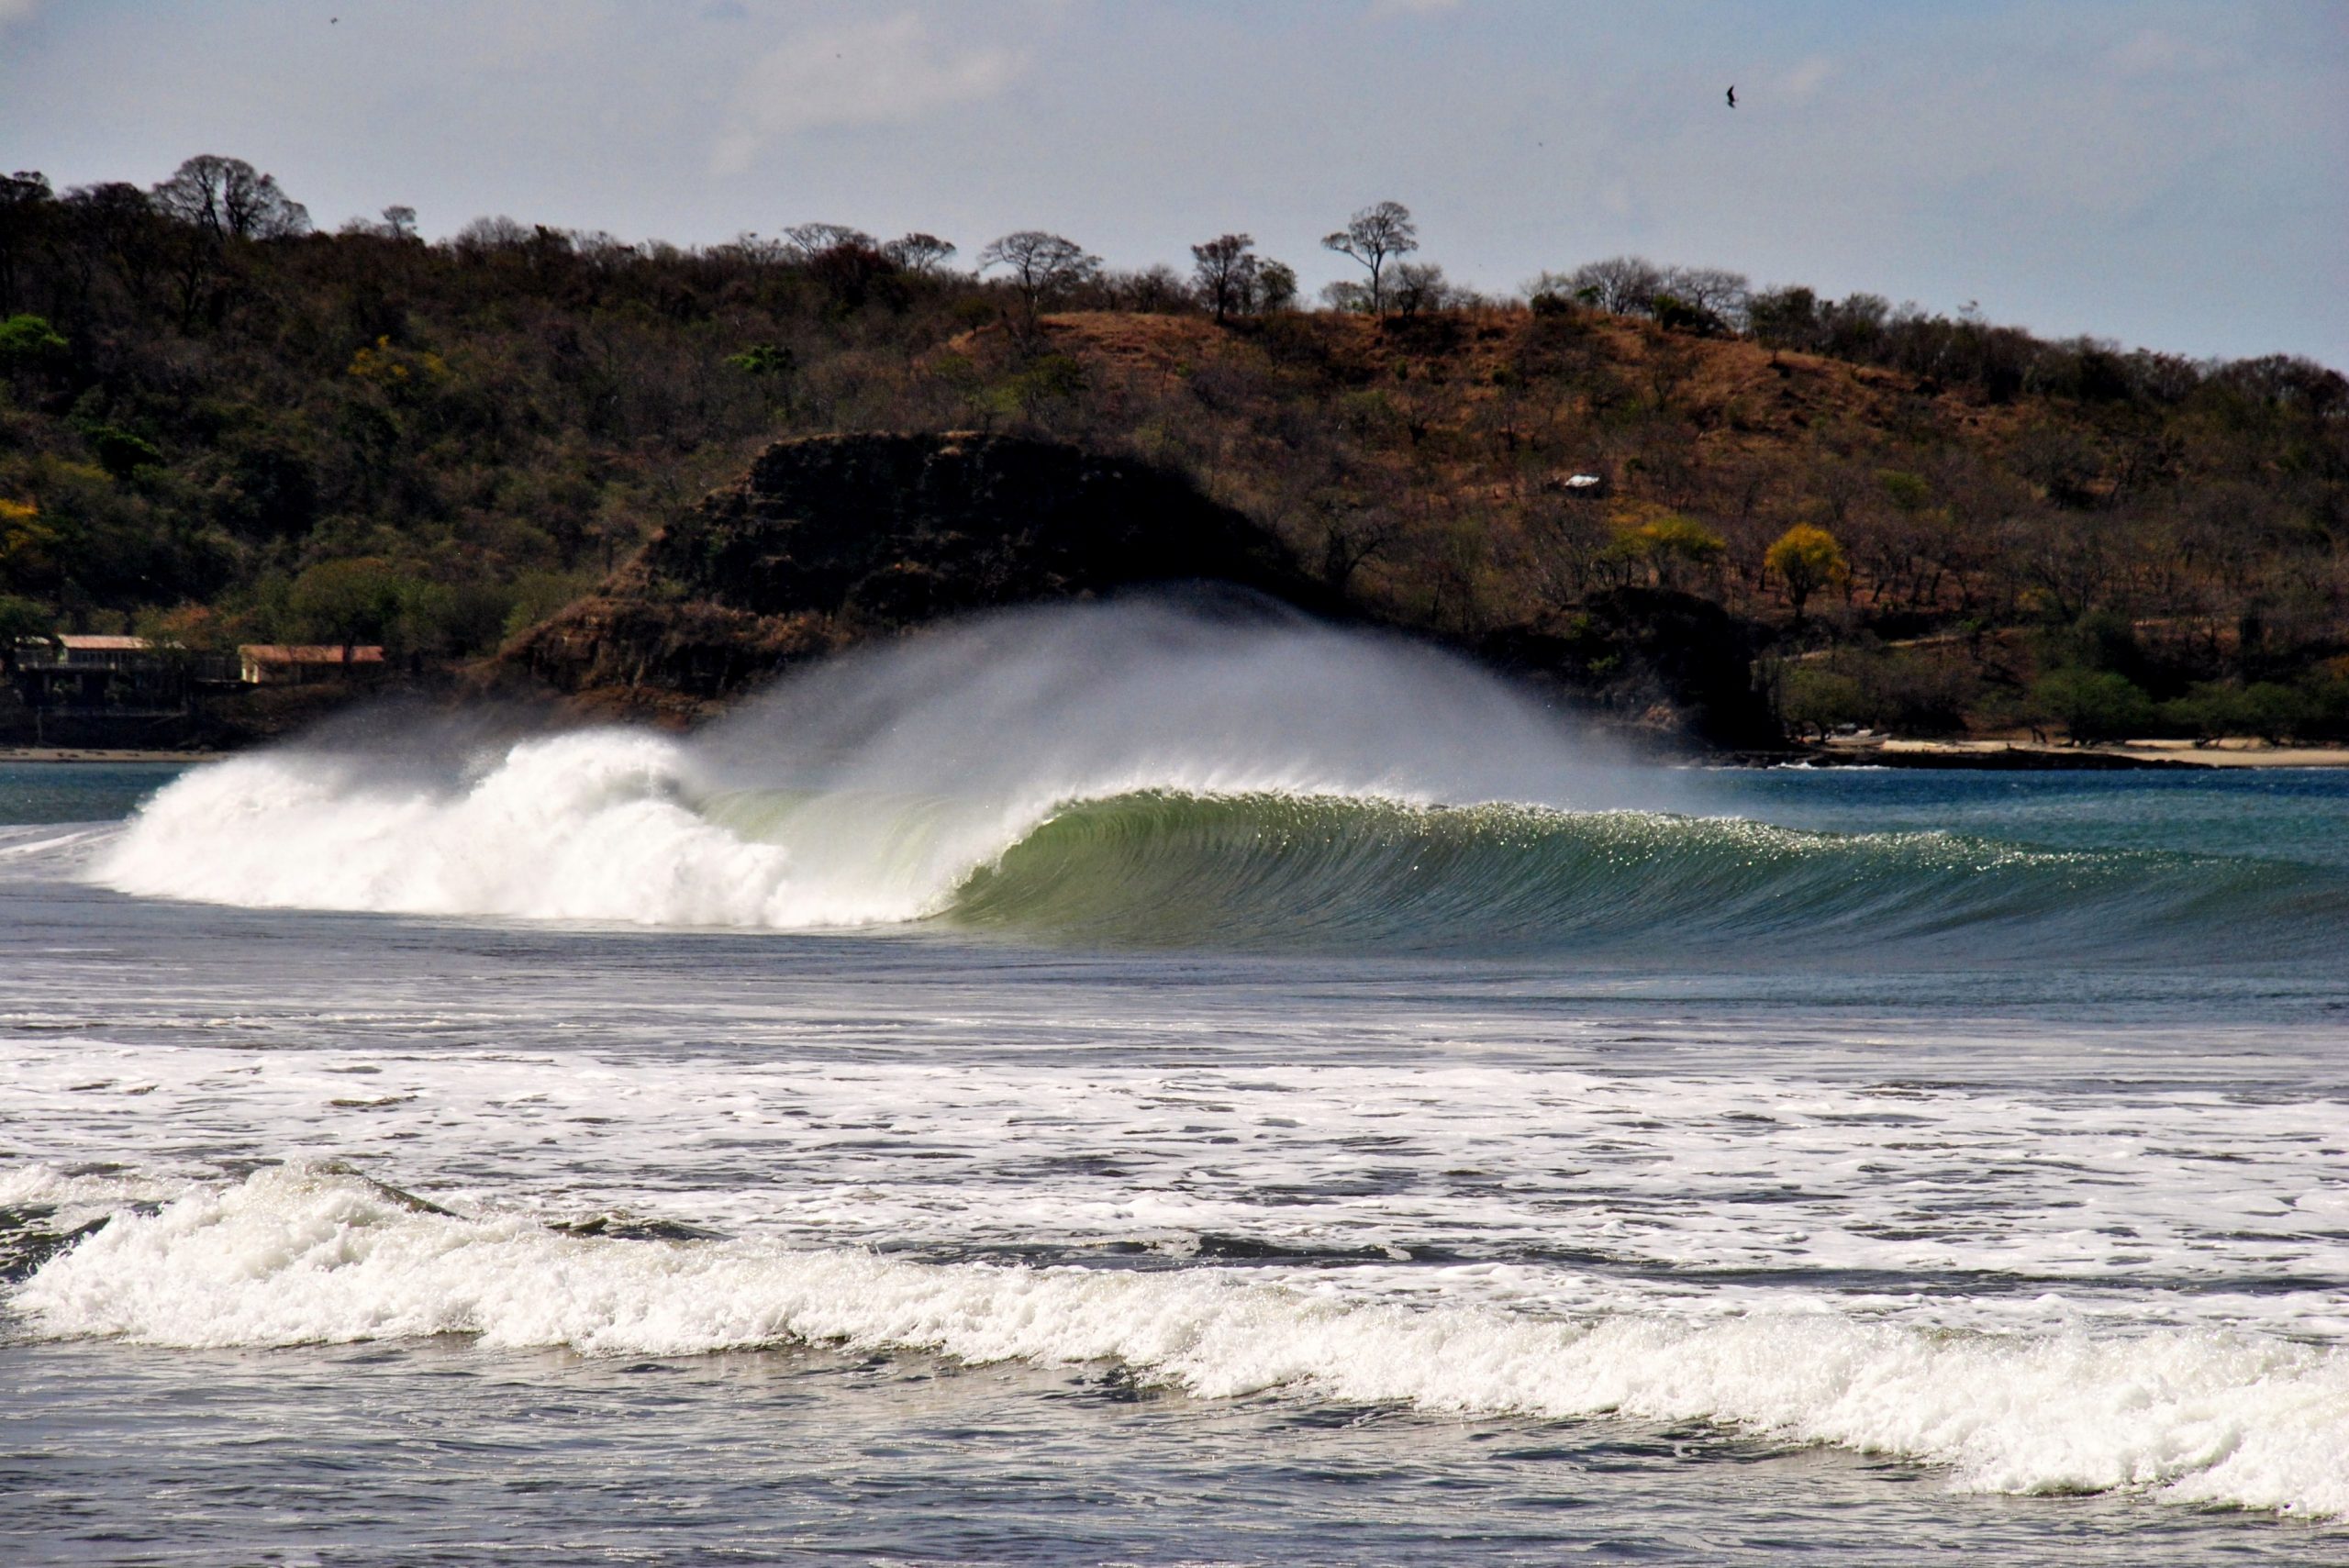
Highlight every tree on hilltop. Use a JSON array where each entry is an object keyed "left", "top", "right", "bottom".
[
  {"left": 1190, "top": 233, "right": 1260, "bottom": 325},
  {"left": 783, "top": 223, "right": 876, "bottom": 259},
  {"left": 979, "top": 230, "right": 1100, "bottom": 337},
  {"left": 884, "top": 232, "right": 957, "bottom": 273},
  {"left": 1321, "top": 201, "right": 1416, "bottom": 317},
  {"left": 150, "top": 155, "right": 309, "bottom": 240},
  {"left": 1565, "top": 256, "right": 1663, "bottom": 316},
  {"left": 0, "top": 172, "right": 52, "bottom": 315}
]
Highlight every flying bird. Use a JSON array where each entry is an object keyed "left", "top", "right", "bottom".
[{"left": 1726, "top": 85, "right": 1736, "bottom": 108}]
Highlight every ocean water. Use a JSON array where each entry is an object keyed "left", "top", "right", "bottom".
[{"left": 3, "top": 601, "right": 2345, "bottom": 1565}]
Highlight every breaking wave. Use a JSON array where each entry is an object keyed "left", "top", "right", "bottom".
[
  {"left": 9, "top": 1164, "right": 2344, "bottom": 1518},
  {"left": 79, "top": 598, "right": 2346, "bottom": 957}
]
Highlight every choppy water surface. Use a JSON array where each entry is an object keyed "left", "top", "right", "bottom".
[{"left": 3, "top": 604, "right": 2346, "bottom": 1565}]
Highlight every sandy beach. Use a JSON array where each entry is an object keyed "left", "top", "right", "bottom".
[{"left": 1805, "top": 735, "right": 2349, "bottom": 769}]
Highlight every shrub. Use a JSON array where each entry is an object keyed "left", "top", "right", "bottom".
[
  {"left": 2031, "top": 668, "right": 2154, "bottom": 742},
  {"left": 0, "top": 314, "right": 68, "bottom": 372},
  {"left": 85, "top": 426, "right": 164, "bottom": 480},
  {"left": 1779, "top": 664, "right": 1866, "bottom": 739}
]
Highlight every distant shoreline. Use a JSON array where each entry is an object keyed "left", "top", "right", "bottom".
[
  {"left": 0, "top": 748, "right": 226, "bottom": 765},
  {"left": 1796, "top": 737, "right": 2349, "bottom": 770},
  {"left": 7, "top": 738, "right": 2347, "bottom": 773}
]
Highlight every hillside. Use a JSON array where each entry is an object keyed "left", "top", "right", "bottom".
[{"left": 2, "top": 176, "right": 2345, "bottom": 747}]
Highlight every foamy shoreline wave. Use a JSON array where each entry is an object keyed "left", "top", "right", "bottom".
[{"left": 10, "top": 1165, "right": 2343, "bottom": 1518}]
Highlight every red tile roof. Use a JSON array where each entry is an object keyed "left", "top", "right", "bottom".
[{"left": 238, "top": 644, "right": 386, "bottom": 663}]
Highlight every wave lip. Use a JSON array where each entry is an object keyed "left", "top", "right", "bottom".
[
  {"left": 944, "top": 788, "right": 2343, "bottom": 958},
  {"left": 11, "top": 1166, "right": 2346, "bottom": 1518}
]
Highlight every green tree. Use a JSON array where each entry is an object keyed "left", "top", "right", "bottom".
[
  {"left": 1779, "top": 663, "right": 1866, "bottom": 740},
  {"left": 2031, "top": 668, "right": 2154, "bottom": 742},
  {"left": 1880, "top": 470, "right": 1932, "bottom": 514},
  {"left": 0, "top": 593, "right": 55, "bottom": 673},
  {"left": 1623, "top": 513, "right": 1724, "bottom": 591},
  {"left": 288, "top": 557, "right": 407, "bottom": 658},
  {"left": 2237, "top": 683, "right": 2316, "bottom": 745}
]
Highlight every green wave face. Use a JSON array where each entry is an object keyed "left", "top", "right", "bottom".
[{"left": 943, "top": 790, "right": 2344, "bottom": 960}]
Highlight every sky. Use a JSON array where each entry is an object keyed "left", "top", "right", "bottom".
[{"left": 4, "top": 0, "right": 2344, "bottom": 367}]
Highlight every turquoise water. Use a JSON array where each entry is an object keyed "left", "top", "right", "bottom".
[{"left": 0, "top": 762, "right": 190, "bottom": 827}]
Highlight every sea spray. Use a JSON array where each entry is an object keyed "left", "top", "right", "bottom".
[{"left": 91, "top": 596, "right": 1646, "bottom": 929}]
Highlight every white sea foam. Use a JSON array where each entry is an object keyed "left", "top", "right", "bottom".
[
  {"left": 88, "top": 599, "right": 1643, "bottom": 924},
  {"left": 14, "top": 1165, "right": 2345, "bottom": 1518},
  {"left": 6, "top": 1037, "right": 2343, "bottom": 1341},
  {"left": 89, "top": 728, "right": 841, "bottom": 926}
]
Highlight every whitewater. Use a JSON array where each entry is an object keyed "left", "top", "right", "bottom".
[{"left": 6, "top": 599, "right": 2347, "bottom": 1564}]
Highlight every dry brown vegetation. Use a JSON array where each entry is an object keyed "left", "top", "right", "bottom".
[{"left": 2, "top": 162, "right": 2345, "bottom": 744}]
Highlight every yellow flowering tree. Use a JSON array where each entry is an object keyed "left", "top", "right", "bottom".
[{"left": 1765, "top": 524, "right": 1850, "bottom": 627}]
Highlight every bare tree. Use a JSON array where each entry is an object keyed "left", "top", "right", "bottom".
[
  {"left": 1662, "top": 265, "right": 1750, "bottom": 327},
  {"left": 1566, "top": 256, "right": 1663, "bottom": 316},
  {"left": 1388, "top": 261, "right": 1451, "bottom": 317},
  {"left": 150, "top": 155, "right": 309, "bottom": 240},
  {"left": 883, "top": 232, "right": 957, "bottom": 273},
  {"left": 1319, "top": 506, "right": 1398, "bottom": 592},
  {"left": 340, "top": 205, "right": 420, "bottom": 241},
  {"left": 1321, "top": 201, "right": 1417, "bottom": 316},
  {"left": 783, "top": 223, "right": 877, "bottom": 259},
  {"left": 1190, "top": 232, "right": 1260, "bottom": 325},
  {"left": 451, "top": 215, "right": 531, "bottom": 257},
  {"left": 1103, "top": 262, "right": 1194, "bottom": 314},
  {"left": 978, "top": 229, "right": 1101, "bottom": 333},
  {"left": 719, "top": 231, "right": 792, "bottom": 267}
]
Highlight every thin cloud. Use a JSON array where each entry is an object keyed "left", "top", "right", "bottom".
[
  {"left": 0, "top": 0, "right": 40, "bottom": 30},
  {"left": 715, "top": 13, "right": 1024, "bottom": 174},
  {"left": 1776, "top": 55, "right": 1834, "bottom": 102}
]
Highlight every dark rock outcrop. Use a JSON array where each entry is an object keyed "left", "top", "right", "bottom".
[
  {"left": 1480, "top": 587, "right": 1778, "bottom": 748},
  {"left": 504, "top": 431, "right": 1332, "bottom": 718}
]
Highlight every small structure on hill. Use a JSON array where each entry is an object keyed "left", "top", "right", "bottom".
[{"left": 11, "top": 635, "right": 184, "bottom": 710}]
